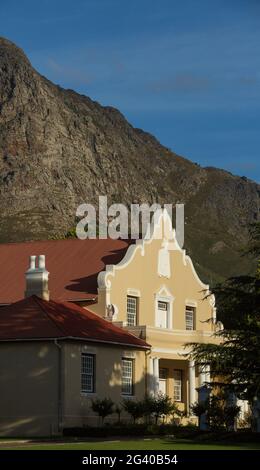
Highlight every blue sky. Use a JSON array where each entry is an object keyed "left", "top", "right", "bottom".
[{"left": 0, "top": 0, "right": 260, "bottom": 181}]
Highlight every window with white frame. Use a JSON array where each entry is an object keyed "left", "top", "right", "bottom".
[
  {"left": 122, "top": 358, "right": 134, "bottom": 395},
  {"left": 159, "top": 368, "right": 168, "bottom": 395},
  {"left": 81, "top": 353, "right": 95, "bottom": 393},
  {"left": 127, "top": 296, "right": 138, "bottom": 326},
  {"left": 173, "top": 369, "right": 182, "bottom": 402},
  {"left": 185, "top": 306, "right": 195, "bottom": 330},
  {"left": 156, "top": 300, "right": 168, "bottom": 328}
]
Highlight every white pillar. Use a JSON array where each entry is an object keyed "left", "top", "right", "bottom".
[
  {"left": 189, "top": 360, "right": 196, "bottom": 413},
  {"left": 205, "top": 365, "right": 210, "bottom": 384},
  {"left": 227, "top": 391, "right": 237, "bottom": 432},
  {"left": 199, "top": 369, "right": 206, "bottom": 387},
  {"left": 148, "top": 357, "right": 154, "bottom": 396},
  {"left": 153, "top": 357, "right": 160, "bottom": 396},
  {"left": 198, "top": 385, "right": 210, "bottom": 431},
  {"left": 253, "top": 397, "right": 260, "bottom": 433},
  {"left": 198, "top": 366, "right": 211, "bottom": 429}
]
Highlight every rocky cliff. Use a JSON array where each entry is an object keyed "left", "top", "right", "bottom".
[{"left": 0, "top": 37, "right": 259, "bottom": 282}]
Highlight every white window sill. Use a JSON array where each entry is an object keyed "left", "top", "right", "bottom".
[{"left": 81, "top": 392, "right": 97, "bottom": 397}]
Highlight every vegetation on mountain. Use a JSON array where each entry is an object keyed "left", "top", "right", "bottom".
[{"left": 0, "top": 37, "right": 259, "bottom": 282}]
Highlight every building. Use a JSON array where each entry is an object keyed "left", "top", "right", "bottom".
[
  {"left": 0, "top": 292, "right": 150, "bottom": 436},
  {"left": 0, "top": 211, "right": 219, "bottom": 436}
]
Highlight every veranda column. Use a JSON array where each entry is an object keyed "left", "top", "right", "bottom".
[
  {"left": 153, "top": 357, "right": 160, "bottom": 396},
  {"left": 198, "top": 385, "right": 210, "bottom": 430},
  {"left": 227, "top": 391, "right": 238, "bottom": 432},
  {"left": 148, "top": 356, "right": 155, "bottom": 395},
  {"left": 205, "top": 365, "right": 210, "bottom": 384},
  {"left": 198, "top": 367, "right": 210, "bottom": 429},
  {"left": 189, "top": 360, "right": 196, "bottom": 414},
  {"left": 253, "top": 397, "right": 260, "bottom": 433},
  {"left": 199, "top": 369, "right": 206, "bottom": 387}
]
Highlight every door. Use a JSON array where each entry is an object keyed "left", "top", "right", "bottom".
[{"left": 157, "top": 301, "right": 168, "bottom": 328}]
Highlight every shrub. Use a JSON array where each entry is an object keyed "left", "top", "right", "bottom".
[
  {"left": 191, "top": 401, "right": 207, "bottom": 419},
  {"left": 122, "top": 399, "right": 145, "bottom": 423},
  {"left": 223, "top": 404, "right": 241, "bottom": 431},
  {"left": 144, "top": 393, "right": 181, "bottom": 424},
  {"left": 191, "top": 395, "right": 241, "bottom": 431},
  {"left": 114, "top": 404, "right": 123, "bottom": 424},
  {"left": 91, "top": 398, "right": 114, "bottom": 425}
]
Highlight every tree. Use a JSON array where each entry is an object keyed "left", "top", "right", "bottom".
[
  {"left": 114, "top": 404, "right": 123, "bottom": 424},
  {"left": 191, "top": 393, "right": 240, "bottom": 431},
  {"left": 191, "top": 401, "right": 208, "bottom": 421},
  {"left": 91, "top": 398, "right": 114, "bottom": 425},
  {"left": 223, "top": 403, "right": 241, "bottom": 431},
  {"left": 122, "top": 399, "right": 145, "bottom": 423},
  {"left": 188, "top": 223, "right": 260, "bottom": 405},
  {"left": 144, "top": 393, "right": 180, "bottom": 424}
]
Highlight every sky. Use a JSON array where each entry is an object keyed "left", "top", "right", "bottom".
[{"left": 0, "top": 0, "right": 259, "bottom": 182}]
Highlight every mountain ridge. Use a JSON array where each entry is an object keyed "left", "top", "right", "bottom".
[{"left": 0, "top": 37, "right": 259, "bottom": 283}]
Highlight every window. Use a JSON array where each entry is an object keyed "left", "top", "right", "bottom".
[
  {"left": 157, "top": 301, "right": 168, "bottom": 328},
  {"left": 127, "top": 296, "right": 138, "bottom": 326},
  {"left": 159, "top": 368, "right": 168, "bottom": 380},
  {"left": 173, "top": 369, "right": 182, "bottom": 402},
  {"left": 122, "top": 358, "right": 134, "bottom": 395},
  {"left": 159, "top": 368, "right": 168, "bottom": 395},
  {"left": 158, "top": 301, "right": 168, "bottom": 310},
  {"left": 185, "top": 306, "right": 195, "bottom": 330},
  {"left": 81, "top": 353, "right": 95, "bottom": 393}
]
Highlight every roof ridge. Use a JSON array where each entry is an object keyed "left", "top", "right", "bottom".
[
  {"left": 0, "top": 237, "right": 133, "bottom": 247},
  {"left": 32, "top": 296, "right": 68, "bottom": 337},
  {"left": 0, "top": 238, "right": 83, "bottom": 247}
]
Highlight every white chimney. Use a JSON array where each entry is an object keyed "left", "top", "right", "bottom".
[{"left": 25, "top": 255, "right": 50, "bottom": 301}]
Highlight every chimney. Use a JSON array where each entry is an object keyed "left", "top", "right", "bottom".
[{"left": 25, "top": 255, "right": 50, "bottom": 300}]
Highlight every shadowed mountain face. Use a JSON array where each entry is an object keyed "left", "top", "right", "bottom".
[{"left": 0, "top": 37, "right": 259, "bottom": 283}]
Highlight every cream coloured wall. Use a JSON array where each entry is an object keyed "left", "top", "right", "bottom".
[
  {"left": 89, "top": 211, "right": 217, "bottom": 355},
  {"left": 0, "top": 341, "right": 60, "bottom": 437},
  {"left": 0, "top": 340, "right": 148, "bottom": 435},
  {"left": 62, "top": 341, "right": 147, "bottom": 427}
]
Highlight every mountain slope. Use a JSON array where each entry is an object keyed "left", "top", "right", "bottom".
[{"left": 0, "top": 37, "right": 259, "bottom": 283}]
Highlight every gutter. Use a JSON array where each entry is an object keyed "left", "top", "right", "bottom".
[
  {"left": 0, "top": 336, "right": 151, "bottom": 350},
  {"left": 54, "top": 339, "right": 63, "bottom": 434}
]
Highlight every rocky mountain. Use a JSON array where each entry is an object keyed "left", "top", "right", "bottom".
[{"left": 0, "top": 37, "right": 259, "bottom": 283}]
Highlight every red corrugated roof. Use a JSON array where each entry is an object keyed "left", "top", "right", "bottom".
[
  {"left": 0, "top": 295, "right": 150, "bottom": 349},
  {"left": 0, "top": 238, "right": 132, "bottom": 303}
]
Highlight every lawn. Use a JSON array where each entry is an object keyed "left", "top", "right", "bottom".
[{"left": 2, "top": 438, "right": 260, "bottom": 450}]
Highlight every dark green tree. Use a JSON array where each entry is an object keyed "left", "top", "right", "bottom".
[
  {"left": 144, "top": 393, "right": 180, "bottom": 424},
  {"left": 188, "top": 223, "right": 260, "bottom": 404},
  {"left": 91, "top": 398, "right": 114, "bottom": 425},
  {"left": 122, "top": 399, "right": 145, "bottom": 423},
  {"left": 114, "top": 404, "right": 123, "bottom": 424}
]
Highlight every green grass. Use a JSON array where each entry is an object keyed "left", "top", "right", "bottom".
[{"left": 2, "top": 438, "right": 260, "bottom": 450}]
